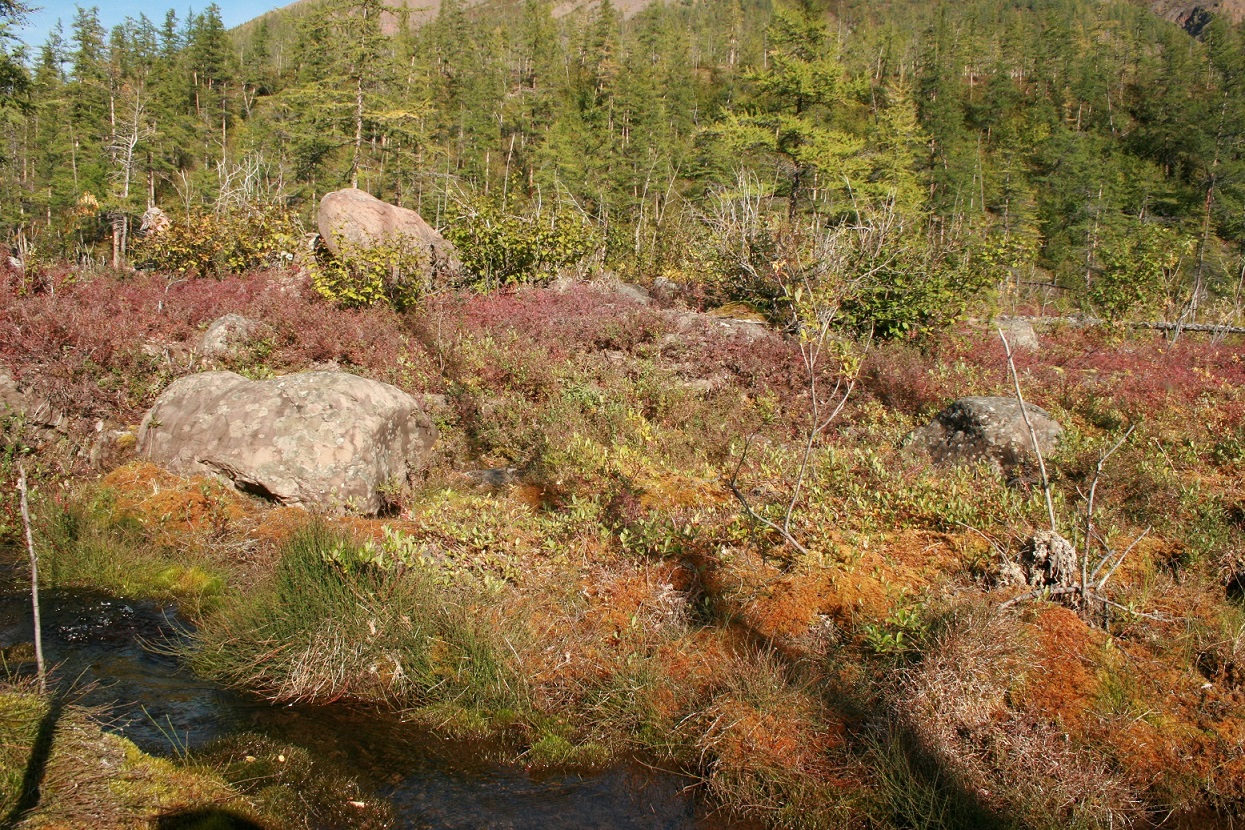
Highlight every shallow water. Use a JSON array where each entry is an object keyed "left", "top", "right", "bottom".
[{"left": 0, "top": 588, "right": 728, "bottom": 829}]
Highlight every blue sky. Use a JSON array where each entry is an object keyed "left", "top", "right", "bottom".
[{"left": 15, "top": 1, "right": 285, "bottom": 50}]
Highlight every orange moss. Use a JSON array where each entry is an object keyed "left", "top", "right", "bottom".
[
  {"left": 637, "top": 474, "right": 730, "bottom": 511},
  {"left": 653, "top": 629, "right": 737, "bottom": 714},
  {"left": 1021, "top": 605, "right": 1106, "bottom": 729},
  {"left": 738, "top": 531, "right": 970, "bottom": 640},
  {"left": 1103, "top": 534, "right": 1178, "bottom": 589},
  {"left": 705, "top": 693, "right": 843, "bottom": 777},
  {"left": 101, "top": 462, "right": 245, "bottom": 535},
  {"left": 251, "top": 506, "right": 315, "bottom": 548},
  {"left": 580, "top": 562, "right": 686, "bottom": 636}
]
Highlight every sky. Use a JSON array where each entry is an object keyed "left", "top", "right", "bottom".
[{"left": 14, "top": 0, "right": 286, "bottom": 51}]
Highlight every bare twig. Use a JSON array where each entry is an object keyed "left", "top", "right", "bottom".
[
  {"left": 1082, "top": 425, "right": 1135, "bottom": 605},
  {"left": 1095, "top": 527, "right": 1151, "bottom": 592},
  {"left": 729, "top": 437, "right": 811, "bottom": 559},
  {"left": 998, "top": 328, "right": 1057, "bottom": 532},
  {"left": 999, "top": 585, "right": 1082, "bottom": 611},
  {"left": 17, "top": 462, "right": 46, "bottom": 693}
]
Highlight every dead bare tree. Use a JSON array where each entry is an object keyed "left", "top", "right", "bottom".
[
  {"left": 995, "top": 333, "right": 1151, "bottom": 621},
  {"left": 999, "top": 328, "right": 1057, "bottom": 532},
  {"left": 17, "top": 462, "right": 46, "bottom": 692},
  {"left": 727, "top": 205, "right": 897, "bottom": 562}
]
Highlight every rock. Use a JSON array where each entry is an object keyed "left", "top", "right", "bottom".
[
  {"left": 137, "top": 371, "right": 437, "bottom": 514},
  {"left": 463, "top": 467, "right": 521, "bottom": 490},
  {"left": 317, "top": 188, "right": 461, "bottom": 276},
  {"left": 996, "top": 317, "right": 1040, "bottom": 351},
  {"left": 597, "top": 279, "right": 651, "bottom": 306},
  {"left": 662, "top": 309, "right": 769, "bottom": 346},
  {"left": 200, "top": 314, "right": 266, "bottom": 359},
  {"left": 89, "top": 426, "right": 137, "bottom": 470},
  {"left": 415, "top": 393, "right": 452, "bottom": 418},
  {"left": 906, "top": 396, "right": 1063, "bottom": 473},
  {"left": 0, "top": 371, "right": 66, "bottom": 442}
]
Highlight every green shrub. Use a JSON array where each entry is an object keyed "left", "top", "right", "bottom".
[
  {"left": 130, "top": 208, "right": 303, "bottom": 277},
  {"left": 444, "top": 197, "right": 601, "bottom": 288},
  {"left": 311, "top": 233, "right": 432, "bottom": 310}
]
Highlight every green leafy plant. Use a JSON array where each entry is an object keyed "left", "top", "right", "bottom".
[
  {"left": 444, "top": 197, "right": 600, "bottom": 289},
  {"left": 311, "top": 232, "right": 432, "bottom": 310},
  {"left": 862, "top": 601, "right": 929, "bottom": 658},
  {"left": 130, "top": 208, "right": 303, "bottom": 277}
]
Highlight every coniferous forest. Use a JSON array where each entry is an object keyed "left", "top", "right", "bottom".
[{"left": 0, "top": 0, "right": 1244, "bottom": 325}]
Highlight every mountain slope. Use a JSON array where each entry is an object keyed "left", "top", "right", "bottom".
[{"left": 1149, "top": 0, "right": 1245, "bottom": 32}]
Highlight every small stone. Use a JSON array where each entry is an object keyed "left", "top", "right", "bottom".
[{"left": 200, "top": 314, "right": 266, "bottom": 359}]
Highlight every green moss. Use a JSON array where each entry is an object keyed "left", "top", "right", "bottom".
[{"left": 525, "top": 733, "right": 610, "bottom": 769}]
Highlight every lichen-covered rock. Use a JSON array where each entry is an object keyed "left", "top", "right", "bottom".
[
  {"left": 137, "top": 371, "right": 436, "bottom": 514},
  {"left": 200, "top": 314, "right": 266, "bottom": 359},
  {"left": 906, "top": 396, "right": 1062, "bottom": 474},
  {"left": 996, "top": 317, "right": 1040, "bottom": 351},
  {"left": 0, "top": 370, "right": 65, "bottom": 445},
  {"left": 317, "top": 187, "right": 460, "bottom": 275}
]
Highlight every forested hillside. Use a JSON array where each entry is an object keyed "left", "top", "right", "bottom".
[{"left": 4, "top": 0, "right": 1245, "bottom": 325}]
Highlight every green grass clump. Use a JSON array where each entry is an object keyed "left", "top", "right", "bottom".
[
  {"left": 186, "top": 523, "right": 526, "bottom": 716},
  {"left": 32, "top": 498, "right": 227, "bottom": 613}
]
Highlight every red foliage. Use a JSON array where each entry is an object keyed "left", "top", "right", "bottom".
[
  {"left": 0, "top": 268, "right": 434, "bottom": 424},
  {"left": 863, "top": 324, "right": 1245, "bottom": 436}
]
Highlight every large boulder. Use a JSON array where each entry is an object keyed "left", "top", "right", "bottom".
[
  {"left": 906, "top": 396, "right": 1063, "bottom": 474},
  {"left": 137, "top": 371, "right": 437, "bottom": 514},
  {"left": 317, "top": 188, "right": 461, "bottom": 275}
]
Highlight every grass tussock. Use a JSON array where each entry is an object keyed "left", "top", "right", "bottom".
[{"left": 185, "top": 523, "right": 524, "bottom": 715}]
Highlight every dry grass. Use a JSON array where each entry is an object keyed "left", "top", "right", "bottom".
[{"left": 894, "top": 603, "right": 1143, "bottom": 828}]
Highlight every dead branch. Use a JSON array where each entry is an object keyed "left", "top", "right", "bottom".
[
  {"left": 18, "top": 462, "right": 46, "bottom": 693},
  {"left": 1082, "top": 425, "right": 1135, "bottom": 605},
  {"left": 998, "top": 328, "right": 1057, "bottom": 532},
  {"left": 729, "top": 436, "right": 811, "bottom": 559},
  {"left": 998, "top": 585, "right": 1082, "bottom": 611},
  {"left": 1095, "top": 527, "right": 1151, "bottom": 592}
]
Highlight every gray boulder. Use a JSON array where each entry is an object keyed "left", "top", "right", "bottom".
[
  {"left": 0, "top": 371, "right": 65, "bottom": 442},
  {"left": 200, "top": 314, "right": 266, "bottom": 359},
  {"left": 137, "top": 371, "right": 437, "bottom": 514},
  {"left": 317, "top": 188, "right": 461, "bottom": 275},
  {"left": 996, "top": 317, "right": 1040, "bottom": 351},
  {"left": 907, "top": 396, "right": 1062, "bottom": 473}
]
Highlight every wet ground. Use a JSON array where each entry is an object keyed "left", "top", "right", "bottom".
[{"left": 0, "top": 588, "right": 729, "bottom": 829}]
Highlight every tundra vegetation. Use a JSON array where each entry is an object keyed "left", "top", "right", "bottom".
[{"left": 1, "top": 0, "right": 1245, "bottom": 827}]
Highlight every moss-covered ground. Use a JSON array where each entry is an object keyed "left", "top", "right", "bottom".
[{"left": 4, "top": 269, "right": 1245, "bottom": 828}]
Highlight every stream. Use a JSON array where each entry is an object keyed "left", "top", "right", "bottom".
[{"left": 0, "top": 587, "right": 733, "bottom": 829}]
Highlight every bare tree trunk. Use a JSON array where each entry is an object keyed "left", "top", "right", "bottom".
[
  {"left": 17, "top": 463, "right": 46, "bottom": 693},
  {"left": 112, "top": 213, "right": 122, "bottom": 269},
  {"left": 352, "top": 75, "right": 364, "bottom": 189}
]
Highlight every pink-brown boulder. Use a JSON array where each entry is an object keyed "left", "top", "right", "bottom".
[{"left": 317, "top": 187, "right": 461, "bottom": 275}]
